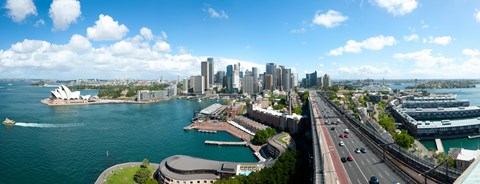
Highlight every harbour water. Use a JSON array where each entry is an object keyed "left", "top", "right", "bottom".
[
  {"left": 0, "top": 82, "right": 256, "bottom": 184},
  {"left": 389, "top": 84, "right": 480, "bottom": 153}
]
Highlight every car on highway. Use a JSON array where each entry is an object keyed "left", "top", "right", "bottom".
[
  {"left": 369, "top": 176, "right": 379, "bottom": 184},
  {"left": 355, "top": 148, "right": 361, "bottom": 154},
  {"left": 339, "top": 134, "right": 344, "bottom": 138},
  {"left": 347, "top": 155, "right": 353, "bottom": 161},
  {"left": 344, "top": 134, "right": 349, "bottom": 138},
  {"left": 361, "top": 148, "right": 367, "bottom": 153},
  {"left": 339, "top": 141, "right": 345, "bottom": 146},
  {"left": 344, "top": 129, "right": 350, "bottom": 134},
  {"left": 341, "top": 157, "right": 347, "bottom": 163},
  {"left": 330, "top": 127, "right": 335, "bottom": 130}
]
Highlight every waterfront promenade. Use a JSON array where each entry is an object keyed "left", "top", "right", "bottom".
[
  {"left": 95, "top": 162, "right": 159, "bottom": 184},
  {"left": 186, "top": 121, "right": 253, "bottom": 141}
]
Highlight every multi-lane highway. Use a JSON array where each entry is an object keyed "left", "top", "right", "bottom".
[{"left": 313, "top": 93, "right": 406, "bottom": 184}]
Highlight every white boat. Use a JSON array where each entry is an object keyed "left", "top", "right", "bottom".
[{"left": 3, "top": 118, "right": 15, "bottom": 125}]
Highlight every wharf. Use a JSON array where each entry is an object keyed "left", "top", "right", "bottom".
[
  {"left": 185, "top": 121, "right": 253, "bottom": 141},
  {"left": 435, "top": 138, "right": 445, "bottom": 153},
  {"left": 205, "top": 140, "right": 248, "bottom": 146},
  {"left": 198, "top": 129, "right": 217, "bottom": 133}
]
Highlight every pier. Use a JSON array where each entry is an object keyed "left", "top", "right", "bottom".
[
  {"left": 205, "top": 140, "right": 248, "bottom": 146},
  {"left": 198, "top": 129, "right": 217, "bottom": 133},
  {"left": 435, "top": 138, "right": 445, "bottom": 153}
]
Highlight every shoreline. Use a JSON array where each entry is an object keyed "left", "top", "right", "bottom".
[
  {"left": 40, "top": 98, "right": 173, "bottom": 106},
  {"left": 94, "top": 162, "right": 159, "bottom": 184}
]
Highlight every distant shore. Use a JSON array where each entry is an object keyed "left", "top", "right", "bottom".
[{"left": 40, "top": 98, "right": 170, "bottom": 106}]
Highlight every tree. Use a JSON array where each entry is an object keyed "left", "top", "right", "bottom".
[
  {"left": 141, "top": 158, "right": 150, "bottom": 168},
  {"left": 252, "top": 128, "right": 276, "bottom": 145},
  {"left": 393, "top": 130, "right": 414, "bottom": 149},
  {"left": 133, "top": 167, "right": 151, "bottom": 184},
  {"left": 274, "top": 104, "right": 285, "bottom": 110}
]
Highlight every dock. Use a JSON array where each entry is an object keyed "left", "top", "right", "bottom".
[
  {"left": 435, "top": 138, "right": 445, "bottom": 153},
  {"left": 204, "top": 140, "right": 248, "bottom": 146},
  {"left": 198, "top": 129, "right": 217, "bottom": 133}
]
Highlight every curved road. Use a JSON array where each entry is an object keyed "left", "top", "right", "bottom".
[{"left": 95, "top": 162, "right": 159, "bottom": 184}]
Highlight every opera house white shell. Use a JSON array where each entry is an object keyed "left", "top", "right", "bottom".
[{"left": 50, "top": 85, "right": 91, "bottom": 100}]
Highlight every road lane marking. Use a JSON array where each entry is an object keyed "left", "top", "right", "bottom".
[
  {"left": 361, "top": 160, "right": 365, "bottom": 165},
  {"left": 384, "top": 170, "right": 390, "bottom": 176},
  {"left": 357, "top": 178, "right": 362, "bottom": 184},
  {"left": 379, "top": 172, "right": 384, "bottom": 179}
]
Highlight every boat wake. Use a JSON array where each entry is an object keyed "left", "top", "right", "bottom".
[{"left": 14, "top": 122, "right": 84, "bottom": 128}]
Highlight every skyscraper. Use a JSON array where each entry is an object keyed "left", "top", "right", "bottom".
[
  {"left": 323, "top": 74, "right": 332, "bottom": 87},
  {"left": 306, "top": 71, "right": 317, "bottom": 88},
  {"left": 233, "top": 63, "right": 240, "bottom": 92},
  {"left": 183, "top": 78, "right": 188, "bottom": 93},
  {"left": 190, "top": 75, "right": 204, "bottom": 94},
  {"left": 292, "top": 73, "right": 298, "bottom": 88},
  {"left": 207, "top": 57, "right": 214, "bottom": 86},
  {"left": 226, "top": 65, "right": 234, "bottom": 93},
  {"left": 282, "top": 68, "right": 291, "bottom": 91},
  {"left": 215, "top": 71, "right": 225, "bottom": 85},
  {"left": 266, "top": 63, "right": 277, "bottom": 90},
  {"left": 201, "top": 61, "right": 209, "bottom": 90},
  {"left": 252, "top": 67, "right": 258, "bottom": 93},
  {"left": 276, "top": 66, "right": 283, "bottom": 91},
  {"left": 265, "top": 74, "right": 273, "bottom": 91},
  {"left": 243, "top": 75, "right": 255, "bottom": 94}
]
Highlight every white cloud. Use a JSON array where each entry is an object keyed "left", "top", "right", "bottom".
[
  {"left": 429, "top": 36, "right": 452, "bottom": 45},
  {"left": 371, "top": 0, "right": 418, "bottom": 16},
  {"left": 34, "top": 19, "right": 45, "bottom": 27},
  {"left": 68, "top": 34, "right": 91, "bottom": 52},
  {"left": 290, "top": 27, "right": 306, "bottom": 33},
  {"left": 206, "top": 7, "right": 229, "bottom": 19},
  {"left": 161, "top": 31, "right": 168, "bottom": 39},
  {"left": 153, "top": 40, "right": 171, "bottom": 52},
  {"left": 0, "top": 31, "right": 263, "bottom": 79},
  {"left": 140, "top": 27, "right": 153, "bottom": 40},
  {"left": 327, "top": 35, "right": 396, "bottom": 56},
  {"left": 463, "top": 49, "right": 480, "bottom": 57},
  {"left": 338, "top": 65, "right": 392, "bottom": 75},
  {"left": 312, "top": 10, "right": 348, "bottom": 28},
  {"left": 87, "top": 14, "right": 129, "bottom": 41},
  {"left": 5, "top": 0, "right": 37, "bottom": 23},
  {"left": 475, "top": 9, "right": 480, "bottom": 24},
  {"left": 403, "top": 34, "right": 419, "bottom": 42},
  {"left": 49, "top": 0, "right": 81, "bottom": 31}
]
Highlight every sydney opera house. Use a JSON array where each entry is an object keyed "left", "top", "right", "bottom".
[{"left": 42, "top": 85, "right": 91, "bottom": 105}]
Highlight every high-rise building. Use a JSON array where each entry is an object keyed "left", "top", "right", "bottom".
[
  {"left": 292, "top": 73, "right": 298, "bottom": 88},
  {"left": 306, "top": 71, "right": 317, "bottom": 88},
  {"left": 226, "top": 65, "right": 234, "bottom": 93},
  {"left": 318, "top": 76, "right": 324, "bottom": 88},
  {"left": 207, "top": 57, "right": 214, "bottom": 87},
  {"left": 243, "top": 75, "right": 255, "bottom": 94},
  {"left": 266, "top": 63, "right": 277, "bottom": 90},
  {"left": 265, "top": 74, "right": 273, "bottom": 91},
  {"left": 183, "top": 78, "right": 188, "bottom": 93},
  {"left": 276, "top": 67, "right": 283, "bottom": 91},
  {"left": 190, "top": 75, "right": 204, "bottom": 94},
  {"left": 233, "top": 63, "right": 240, "bottom": 92},
  {"left": 282, "top": 68, "right": 291, "bottom": 91},
  {"left": 252, "top": 67, "right": 258, "bottom": 93},
  {"left": 215, "top": 71, "right": 225, "bottom": 85},
  {"left": 201, "top": 61, "right": 209, "bottom": 90},
  {"left": 323, "top": 74, "right": 332, "bottom": 87}
]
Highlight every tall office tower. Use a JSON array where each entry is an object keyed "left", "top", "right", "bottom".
[
  {"left": 276, "top": 67, "right": 283, "bottom": 91},
  {"left": 252, "top": 67, "right": 258, "bottom": 93},
  {"left": 215, "top": 71, "right": 225, "bottom": 85},
  {"left": 233, "top": 63, "right": 240, "bottom": 92},
  {"left": 318, "top": 75, "right": 324, "bottom": 88},
  {"left": 265, "top": 74, "right": 273, "bottom": 91},
  {"left": 282, "top": 68, "right": 291, "bottom": 91},
  {"left": 190, "top": 76, "right": 204, "bottom": 94},
  {"left": 207, "top": 57, "right": 214, "bottom": 87},
  {"left": 292, "top": 73, "right": 298, "bottom": 88},
  {"left": 244, "top": 69, "right": 252, "bottom": 76},
  {"left": 226, "top": 65, "right": 234, "bottom": 93},
  {"left": 323, "top": 74, "right": 332, "bottom": 87},
  {"left": 243, "top": 75, "right": 255, "bottom": 94},
  {"left": 201, "top": 61, "right": 209, "bottom": 90},
  {"left": 183, "top": 78, "right": 188, "bottom": 93},
  {"left": 306, "top": 71, "right": 317, "bottom": 88},
  {"left": 259, "top": 73, "right": 265, "bottom": 90},
  {"left": 266, "top": 63, "right": 277, "bottom": 90}
]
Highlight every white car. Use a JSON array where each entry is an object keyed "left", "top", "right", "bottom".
[
  {"left": 339, "top": 141, "right": 345, "bottom": 147},
  {"left": 344, "top": 129, "right": 350, "bottom": 134}
]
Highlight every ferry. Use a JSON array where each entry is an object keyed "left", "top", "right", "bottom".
[
  {"left": 468, "top": 135, "right": 480, "bottom": 139},
  {"left": 3, "top": 118, "right": 15, "bottom": 125}
]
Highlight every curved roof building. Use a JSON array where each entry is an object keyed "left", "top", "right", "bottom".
[
  {"left": 156, "top": 155, "right": 238, "bottom": 184},
  {"left": 50, "top": 85, "right": 90, "bottom": 100}
]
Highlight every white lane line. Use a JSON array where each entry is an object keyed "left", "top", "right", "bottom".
[
  {"left": 361, "top": 160, "right": 365, "bottom": 165},
  {"left": 379, "top": 172, "right": 384, "bottom": 179},
  {"left": 348, "top": 162, "right": 352, "bottom": 167},
  {"left": 384, "top": 170, "right": 390, "bottom": 176},
  {"left": 357, "top": 178, "right": 362, "bottom": 184}
]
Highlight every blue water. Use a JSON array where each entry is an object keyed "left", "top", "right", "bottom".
[{"left": 0, "top": 82, "right": 256, "bottom": 184}]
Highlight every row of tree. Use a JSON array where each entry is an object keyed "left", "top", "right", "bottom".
[{"left": 252, "top": 128, "right": 277, "bottom": 145}]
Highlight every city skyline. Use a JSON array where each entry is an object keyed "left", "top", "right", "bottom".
[{"left": 1, "top": 0, "right": 480, "bottom": 80}]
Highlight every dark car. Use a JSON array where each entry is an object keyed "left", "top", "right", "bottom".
[
  {"left": 331, "top": 127, "right": 335, "bottom": 130},
  {"left": 339, "top": 134, "right": 344, "bottom": 138},
  {"left": 369, "top": 176, "right": 379, "bottom": 184},
  {"left": 341, "top": 157, "right": 347, "bottom": 163},
  {"left": 361, "top": 148, "right": 367, "bottom": 153},
  {"left": 344, "top": 134, "right": 349, "bottom": 138},
  {"left": 347, "top": 155, "right": 353, "bottom": 161}
]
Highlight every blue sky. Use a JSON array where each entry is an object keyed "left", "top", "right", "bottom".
[{"left": 1, "top": 0, "right": 480, "bottom": 80}]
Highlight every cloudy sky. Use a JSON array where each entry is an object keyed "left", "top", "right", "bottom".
[{"left": 1, "top": 0, "right": 480, "bottom": 80}]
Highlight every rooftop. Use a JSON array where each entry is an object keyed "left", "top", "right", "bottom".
[
  {"left": 403, "top": 106, "right": 480, "bottom": 113},
  {"left": 159, "top": 155, "right": 238, "bottom": 180},
  {"left": 454, "top": 154, "right": 480, "bottom": 184},
  {"left": 200, "top": 103, "right": 224, "bottom": 115},
  {"left": 416, "top": 118, "right": 480, "bottom": 129}
]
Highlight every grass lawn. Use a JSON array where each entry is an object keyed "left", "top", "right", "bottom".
[
  {"left": 105, "top": 165, "right": 155, "bottom": 184},
  {"left": 277, "top": 134, "right": 288, "bottom": 145}
]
